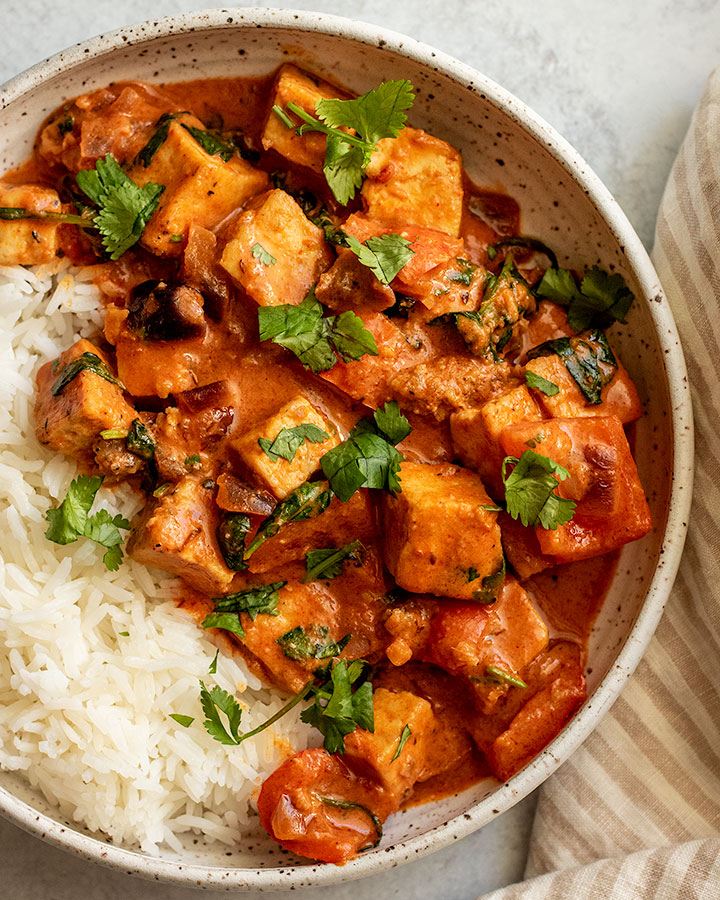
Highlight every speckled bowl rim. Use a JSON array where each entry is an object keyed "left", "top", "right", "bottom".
[{"left": 0, "top": 7, "right": 694, "bottom": 892}]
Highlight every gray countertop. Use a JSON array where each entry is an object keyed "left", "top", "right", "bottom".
[{"left": 1, "top": 1, "right": 718, "bottom": 897}]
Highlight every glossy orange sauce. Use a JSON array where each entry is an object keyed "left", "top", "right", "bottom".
[{"left": 20, "top": 73, "right": 619, "bottom": 810}]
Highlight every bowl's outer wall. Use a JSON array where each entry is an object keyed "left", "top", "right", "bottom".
[{"left": 0, "top": 9, "right": 693, "bottom": 891}]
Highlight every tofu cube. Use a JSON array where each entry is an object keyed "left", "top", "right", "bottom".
[
  {"left": 0, "top": 182, "right": 62, "bottom": 265},
  {"left": 261, "top": 65, "right": 344, "bottom": 173},
  {"left": 362, "top": 127, "right": 464, "bottom": 237},
  {"left": 498, "top": 512, "right": 554, "bottom": 580},
  {"left": 500, "top": 416, "right": 652, "bottom": 563},
  {"left": 127, "top": 476, "right": 234, "bottom": 594},
  {"left": 220, "top": 189, "right": 333, "bottom": 307},
  {"left": 34, "top": 338, "right": 136, "bottom": 464},
  {"left": 344, "top": 688, "right": 437, "bottom": 804},
  {"left": 525, "top": 353, "right": 642, "bottom": 424},
  {"left": 319, "top": 312, "right": 420, "bottom": 409},
  {"left": 450, "top": 385, "right": 544, "bottom": 498},
  {"left": 129, "top": 113, "right": 268, "bottom": 256},
  {"left": 231, "top": 395, "right": 340, "bottom": 499},
  {"left": 381, "top": 462, "right": 504, "bottom": 600}
]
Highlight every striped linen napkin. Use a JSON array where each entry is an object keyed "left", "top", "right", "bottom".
[{"left": 479, "top": 66, "right": 720, "bottom": 899}]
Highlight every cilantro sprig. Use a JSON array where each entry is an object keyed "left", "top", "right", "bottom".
[
  {"left": 273, "top": 79, "right": 415, "bottom": 204},
  {"left": 258, "top": 290, "right": 378, "bottom": 374},
  {"left": 76, "top": 154, "right": 164, "bottom": 260},
  {"left": 258, "top": 424, "right": 330, "bottom": 462},
  {"left": 45, "top": 475, "right": 130, "bottom": 570},
  {"left": 391, "top": 724, "right": 412, "bottom": 761},
  {"left": 537, "top": 266, "right": 634, "bottom": 331},
  {"left": 345, "top": 233, "right": 415, "bottom": 284},
  {"left": 193, "top": 657, "right": 374, "bottom": 754},
  {"left": 501, "top": 451, "right": 577, "bottom": 530},
  {"left": 320, "top": 401, "right": 410, "bottom": 502}
]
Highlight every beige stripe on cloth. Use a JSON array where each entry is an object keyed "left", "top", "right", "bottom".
[{"left": 479, "top": 66, "right": 720, "bottom": 899}]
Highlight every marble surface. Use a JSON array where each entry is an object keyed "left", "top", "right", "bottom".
[{"left": 1, "top": 1, "right": 718, "bottom": 898}]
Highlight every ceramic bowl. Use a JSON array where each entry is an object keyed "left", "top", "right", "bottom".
[{"left": 0, "top": 7, "right": 693, "bottom": 891}]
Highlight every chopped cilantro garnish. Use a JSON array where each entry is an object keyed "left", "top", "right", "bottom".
[
  {"left": 345, "top": 233, "right": 414, "bottom": 284},
  {"left": 484, "top": 665, "right": 527, "bottom": 689},
  {"left": 209, "top": 649, "right": 219, "bottom": 674},
  {"left": 273, "top": 79, "right": 415, "bottom": 204},
  {"left": 300, "top": 658, "right": 374, "bottom": 754},
  {"left": 525, "top": 370, "right": 560, "bottom": 396},
  {"left": 51, "top": 351, "right": 123, "bottom": 397},
  {"left": 276, "top": 625, "right": 351, "bottom": 661},
  {"left": 45, "top": 475, "right": 130, "bottom": 571},
  {"left": 216, "top": 512, "right": 251, "bottom": 571},
  {"left": 250, "top": 242, "right": 277, "bottom": 266},
  {"left": 184, "top": 453, "right": 201, "bottom": 470},
  {"left": 537, "top": 266, "right": 634, "bottom": 331},
  {"left": 76, "top": 154, "right": 164, "bottom": 260},
  {"left": 181, "top": 123, "right": 236, "bottom": 161},
  {"left": 303, "top": 540, "right": 363, "bottom": 583},
  {"left": 391, "top": 724, "right": 412, "bottom": 761},
  {"left": 202, "top": 582, "right": 285, "bottom": 638},
  {"left": 502, "top": 451, "right": 577, "bottom": 530},
  {"left": 320, "top": 401, "right": 410, "bottom": 502},
  {"left": 258, "top": 290, "right": 378, "bottom": 374},
  {"left": 199, "top": 681, "right": 243, "bottom": 745},
  {"left": 258, "top": 424, "right": 330, "bottom": 462},
  {"left": 169, "top": 713, "right": 194, "bottom": 728}
]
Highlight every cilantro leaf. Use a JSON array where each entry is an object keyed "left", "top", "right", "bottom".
[
  {"left": 373, "top": 400, "right": 411, "bottom": 445},
  {"left": 300, "top": 658, "right": 374, "bottom": 754},
  {"left": 537, "top": 266, "right": 635, "bottom": 331},
  {"left": 51, "top": 351, "right": 124, "bottom": 396},
  {"left": 199, "top": 681, "right": 242, "bottom": 745},
  {"left": 303, "top": 540, "right": 363, "bottom": 583},
  {"left": 250, "top": 242, "right": 277, "bottom": 266},
  {"left": 169, "top": 713, "right": 194, "bottom": 728},
  {"left": 276, "top": 625, "right": 351, "bottom": 661},
  {"left": 502, "top": 451, "right": 577, "bottom": 530},
  {"left": 258, "top": 424, "right": 330, "bottom": 462},
  {"left": 258, "top": 291, "right": 378, "bottom": 373},
  {"left": 316, "top": 79, "right": 415, "bottom": 147},
  {"left": 329, "top": 310, "right": 379, "bottom": 361},
  {"left": 136, "top": 112, "right": 183, "bottom": 167},
  {"left": 45, "top": 474, "right": 103, "bottom": 544},
  {"left": 76, "top": 154, "right": 164, "bottom": 260},
  {"left": 525, "top": 370, "right": 560, "bottom": 396},
  {"left": 258, "top": 292, "right": 337, "bottom": 373},
  {"left": 202, "top": 582, "right": 285, "bottom": 637},
  {"left": 45, "top": 475, "right": 130, "bottom": 569},
  {"left": 484, "top": 665, "right": 527, "bottom": 689},
  {"left": 391, "top": 724, "right": 412, "bottom": 761},
  {"left": 216, "top": 512, "right": 251, "bottom": 571},
  {"left": 274, "top": 79, "right": 414, "bottom": 204},
  {"left": 345, "top": 233, "right": 415, "bottom": 285},
  {"left": 244, "top": 480, "right": 332, "bottom": 559},
  {"left": 181, "top": 124, "right": 235, "bottom": 162},
  {"left": 209, "top": 649, "right": 219, "bottom": 674},
  {"left": 320, "top": 412, "right": 408, "bottom": 502}
]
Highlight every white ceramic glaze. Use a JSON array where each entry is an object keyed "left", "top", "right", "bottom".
[{"left": 0, "top": 8, "right": 694, "bottom": 891}]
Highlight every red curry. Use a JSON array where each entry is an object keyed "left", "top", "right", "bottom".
[{"left": 0, "top": 65, "right": 652, "bottom": 864}]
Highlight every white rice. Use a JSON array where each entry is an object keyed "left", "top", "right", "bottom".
[{"left": 0, "top": 261, "right": 312, "bottom": 854}]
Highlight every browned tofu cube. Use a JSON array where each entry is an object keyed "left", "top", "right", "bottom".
[
  {"left": 231, "top": 395, "right": 340, "bottom": 499},
  {"left": 247, "top": 487, "right": 377, "bottom": 574},
  {"left": 230, "top": 579, "right": 346, "bottom": 692},
  {"left": 450, "top": 386, "right": 544, "bottom": 497},
  {"left": 34, "top": 338, "right": 135, "bottom": 464},
  {"left": 362, "top": 128, "right": 464, "bottom": 237},
  {"left": 219, "top": 189, "right": 333, "bottom": 307},
  {"left": 0, "top": 182, "right": 62, "bottom": 265},
  {"left": 129, "top": 113, "right": 268, "bottom": 256},
  {"left": 499, "top": 513, "right": 555, "bottom": 580},
  {"left": 344, "top": 688, "right": 437, "bottom": 804},
  {"left": 381, "top": 462, "right": 504, "bottom": 600},
  {"left": 127, "top": 476, "right": 234, "bottom": 594},
  {"left": 525, "top": 353, "right": 642, "bottom": 424},
  {"left": 261, "top": 65, "right": 344, "bottom": 173}
]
